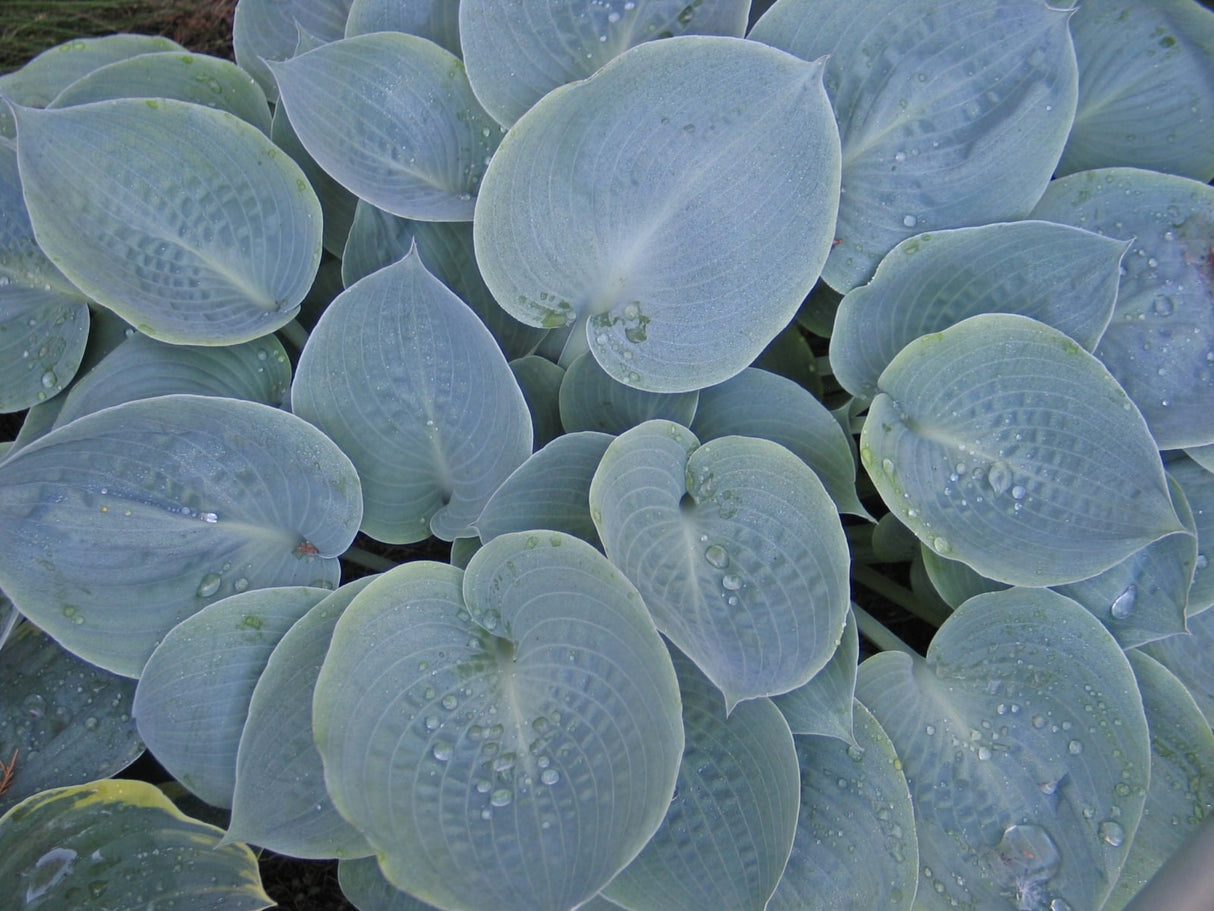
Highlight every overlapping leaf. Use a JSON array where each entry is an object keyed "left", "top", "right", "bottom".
[
  {"left": 291, "top": 250, "right": 532, "bottom": 543},
  {"left": 0, "top": 395, "right": 362, "bottom": 676},
  {"left": 346, "top": 0, "right": 461, "bottom": 56},
  {"left": 268, "top": 33, "right": 501, "bottom": 221},
  {"left": 590, "top": 421, "right": 850, "bottom": 709},
  {"left": 1169, "top": 455, "right": 1214, "bottom": 614},
  {"left": 861, "top": 313, "right": 1186, "bottom": 586},
  {"left": 1141, "top": 605, "right": 1214, "bottom": 726},
  {"left": 232, "top": 0, "right": 352, "bottom": 101},
  {"left": 510, "top": 355, "right": 566, "bottom": 449},
  {"left": 1030, "top": 167, "right": 1214, "bottom": 448},
  {"left": 751, "top": 0, "right": 1078, "bottom": 290},
  {"left": 560, "top": 352, "right": 699, "bottom": 434},
  {"left": 14, "top": 98, "right": 322, "bottom": 344},
  {"left": 857, "top": 588, "right": 1151, "bottom": 911},
  {"left": 313, "top": 533, "right": 683, "bottom": 911},
  {"left": 770, "top": 608, "right": 858, "bottom": 744},
  {"left": 474, "top": 35, "right": 841, "bottom": 392}
]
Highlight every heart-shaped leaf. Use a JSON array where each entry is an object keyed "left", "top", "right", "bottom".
[
  {"left": 560, "top": 352, "right": 699, "bottom": 434},
  {"left": 1059, "top": 0, "right": 1214, "bottom": 182},
  {"left": 751, "top": 0, "right": 1078, "bottom": 291},
  {"left": 13, "top": 98, "right": 322, "bottom": 345},
  {"left": 268, "top": 32, "right": 500, "bottom": 222},
  {"left": 830, "top": 221, "right": 1125, "bottom": 401},
  {"left": 313, "top": 532, "right": 683, "bottom": 911},
  {"left": 233, "top": 0, "right": 352, "bottom": 101},
  {"left": 0, "top": 779, "right": 271, "bottom": 910},
  {"left": 767, "top": 702, "right": 917, "bottom": 911},
  {"left": 291, "top": 250, "right": 533, "bottom": 543},
  {"left": 590, "top": 420, "right": 851, "bottom": 709},
  {"left": 856, "top": 588, "right": 1151, "bottom": 911},
  {"left": 226, "top": 579, "right": 375, "bottom": 859},
  {"left": 1030, "top": 167, "right": 1214, "bottom": 449},
  {"left": 474, "top": 35, "right": 841, "bottom": 392},
  {"left": 602, "top": 648, "right": 800, "bottom": 911},
  {"left": 346, "top": 0, "right": 462, "bottom": 57},
  {"left": 460, "top": 0, "right": 749, "bottom": 127},
  {"left": 861, "top": 313, "right": 1186, "bottom": 586},
  {"left": 771, "top": 608, "right": 858, "bottom": 744},
  {"left": 0, "top": 394, "right": 362, "bottom": 676}
]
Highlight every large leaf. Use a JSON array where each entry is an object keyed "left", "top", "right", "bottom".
[
  {"left": 1059, "top": 0, "right": 1214, "bottom": 182},
  {"left": 226, "top": 579, "right": 375, "bottom": 859},
  {"left": 474, "top": 35, "right": 840, "bottom": 392},
  {"left": 290, "top": 250, "right": 532, "bottom": 543},
  {"left": 602, "top": 648, "right": 800, "bottom": 911},
  {"left": 0, "top": 623, "right": 142, "bottom": 815},
  {"left": 560, "top": 352, "right": 699, "bottom": 434},
  {"left": 0, "top": 142, "right": 89, "bottom": 413},
  {"left": 232, "top": 0, "right": 353, "bottom": 101},
  {"left": 0, "top": 394, "right": 362, "bottom": 677},
  {"left": 861, "top": 313, "right": 1186, "bottom": 586},
  {"left": 856, "top": 588, "right": 1152, "bottom": 911},
  {"left": 767, "top": 702, "right": 918, "bottom": 911},
  {"left": 830, "top": 221, "right": 1124, "bottom": 401},
  {"left": 133, "top": 586, "right": 329, "bottom": 808},
  {"left": 460, "top": 0, "right": 749, "bottom": 127},
  {"left": 0, "top": 779, "right": 271, "bottom": 910},
  {"left": 13, "top": 98, "right": 322, "bottom": 345},
  {"left": 268, "top": 32, "right": 501, "bottom": 222},
  {"left": 1030, "top": 167, "right": 1214, "bottom": 449},
  {"left": 313, "top": 532, "right": 683, "bottom": 911},
  {"left": 346, "top": 0, "right": 461, "bottom": 56},
  {"left": 590, "top": 421, "right": 851, "bottom": 709},
  {"left": 751, "top": 0, "right": 1078, "bottom": 291}
]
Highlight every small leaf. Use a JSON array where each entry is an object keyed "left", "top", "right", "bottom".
[
  {"left": 0, "top": 394, "right": 362, "bottom": 676},
  {"left": 313, "top": 533, "right": 683, "bottom": 911},
  {"left": 861, "top": 313, "right": 1185, "bottom": 586},
  {"left": 268, "top": 33, "right": 501, "bottom": 221},
  {"left": 602, "top": 648, "right": 800, "bottom": 911},
  {"left": 14, "top": 98, "right": 322, "bottom": 345},
  {"left": 0, "top": 779, "right": 271, "bottom": 910},
  {"left": 133, "top": 586, "right": 331, "bottom": 808},
  {"left": 591, "top": 421, "right": 851, "bottom": 708},
  {"left": 1030, "top": 167, "right": 1214, "bottom": 448},
  {"left": 560, "top": 352, "right": 699, "bottom": 434},
  {"left": 830, "top": 221, "right": 1125, "bottom": 401},
  {"left": 291, "top": 250, "right": 532, "bottom": 543},
  {"left": 751, "top": 0, "right": 1078, "bottom": 290},
  {"left": 233, "top": 0, "right": 352, "bottom": 101},
  {"left": 474, "top": 35, "right": 841, "bottom": 392},
  {"left": 856, "top": 588, "right": 1151, "bottom": 911},
  {"left": 771, "top": 608, "right": 858, "bottom": 744}
]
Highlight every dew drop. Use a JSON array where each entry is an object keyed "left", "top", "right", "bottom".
[
  {"left": 232, "top": 577, "right": 249, "bottom": 593},
  {"left": 987, "top": 461, "right": 1013, "bottom": 496},
  {"left": 1109, "top": 584, "right": 1137, "bottom": 620},
  {"left": 40, "top": 370, "right": 57, "bottom": 389},
  {"left": 432, "top": 742, "right": 453, "bottom": 761},
  {"left": 985, "top": 824, "right": 1061, "bottom": 898},
  {"left": 1099, "top": 820, "right": 1125, "bottom": 847},
  {"left": 196, "top": 573, "right": 222, "bottom": 598},
  {"left": 424, "top": 716, "right": 440, "bottom": 731},
  {"left": 902, "top": 214, "right": 918, "bottom": 228},
  {"left": 1068, "top": 739, "right": 1084, "bottom": 755},
  {"left": 1011, "top": 484, "right": 1027, "bottom": 501},
  {"left": 200, "top": 512, "right": 219, "bottom": 524},
  {"left": 490, "top": 788, "right": 513, "bottom": 807},
  {"left": 540, "top": 768, "right": 560, "bottom": 785},
  {"left": 977, "top": 746, "right": 992, "bottom": 761},
  {"left": 475, "top": 779, "right": 492, "bottom": 793},
  {"left": 704, "top": 545, "right": 729, "bottom": 569},
  {"left": 722, "top": 574, "right": 742, "bottom": 591},
  {"left": 1153, "top": 296, "right": 1175, "bottom": 316},
  {"left": 882, "top": 457, "right": 895, "bottom": 474},
  {"left": 932, "top": 537, "right": 951, "bottom": 555},
  {"left": 441, "top": 694, "right": 458, "bottom": 710}
]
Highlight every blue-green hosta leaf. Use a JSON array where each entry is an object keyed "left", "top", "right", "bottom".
[
  {"left": 560, "top": 352, "right": 699, "bottom": 434},
  {"left": 346, "top": 0, "right": 461, "bottom": 56},
  {"left": 857, "top": 588, "right": 1151, "bottom": 911},
  {"left": 920, "top": 547, "right": 1008, "bottom": 611},
  {"left": 1108, "top": 651, "right": 1214, "bottom": 908},
  {"left": 474, "top": 36, "right": 840, "bottom": 393},
  {"left": 475, "top": 431, "right": 612, "bottom": 549},
  {"left": 771, "top": 608, "right": 858, "bottom": 744},
  {"left": 691, "top": 368, "right": 869, "bottom": 519},
  {"left": 48, "top": 51, "right": 272, "bottom": 135},
  {"left": 830, "top": 221, "right": 1125, "bottom": 401},
  {"left": 1168, "top": 456, "right": 1214, "bottom": 615},
  {"left": 133, "top": 587, "right": 329, "bottom": 808},
  {"left": 0, "top": 394, "right": 362, "bottom": 677},
  {"left": 510, "top": 355, "right": 565, "bottom": 449},
  {"left": 0, "top": 142, "right": 89, "bottom": 413},
  {"left": 590, "top": 421, "right": 850, "bottom": 709},
  {"left": 1030, "top": 167, "right": 1214, "bottom": 449},
  {"left": 449, "top": 536, "right": 481, "bottom": 570},
  {"left": 767, "top": 703, "right": 917, "bottom": 911},
  {"left": 14, "top": 98, "right": 322, "bottom": 345},
  {"left": 233, "top": 0, "right": 353, "bottom": 101},
  {"left": 861, "top": 313, "right": 1186, "bottom": 586},
  {"left": 50, "top": 334, "right": 291, "bottom": 429},
  {"left": 752, "top": 322, "right": 823, "bottom": 399},
  {"left": 291, "top": 250, "right": 532, "bottom": 543},
  {"left": 0, "top": 623, "right": 142, "bottom": 815},
  {"left": 226, "top": 580, "right": 375, "bottom": 859},
  {"left": 268, "top": 33, "right": 500, "bottom": 222},
  {"left": 602, "top": 649, "right": 799, "bottom": 911},
  {"left": 0, "top": 33, "right": 183, "bottom": 136},
  {"left": 751, "top": 0, "right": 1078, "bottom": 291},
  {"left": 341, "top": 203, "right": 547, "bottom": 359},
  {"left": 339, "top": 857, "right": 444, "bottom": 911},
  {"left": 1060, "top": 0, "right": 1214, "bottom": 182},
  {"left": 1142, "top": 606, "right": 1214, "bottom": 726},
  {"left": 313, "top": 533, "right": 683, "bottom": 911},
  {"left": 1185, "top": 444, "right": 1214, "bottom": 474},
  {"left": 871, "top": 513, "right": 919, "bottom": 563},
  {"left": 460, "top": 0, "right": 749, "bottom": 127},
  {"left": 0, "top": 779, "right": 271, "bottom": 910}
]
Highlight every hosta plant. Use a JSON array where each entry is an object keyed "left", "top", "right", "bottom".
[{"left": 1, "top": 0, "right": 1213, "bottom": 909}]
